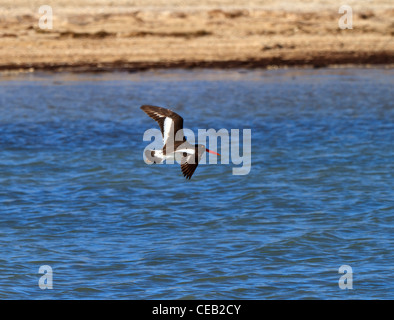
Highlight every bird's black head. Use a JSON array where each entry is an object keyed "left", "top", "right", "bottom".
[{"left": 196, "top": 144, "right": 220, "bottom": 156}]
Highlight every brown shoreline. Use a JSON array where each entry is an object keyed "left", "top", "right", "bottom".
[
  {"left": 1, "top": 51, "right": 393, "bottom": 73},
  {"left": 1, "top": 1, "right": 393, "bottom": 73}
]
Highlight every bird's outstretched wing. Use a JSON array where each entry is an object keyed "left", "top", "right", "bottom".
[
  {"left": 180, "top": 149, "right": 205, "bottom": 180},
  {"left": 140, "top": 105, "right": 185, "bottom": 146}
]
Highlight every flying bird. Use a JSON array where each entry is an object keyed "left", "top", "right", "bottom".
[{"left": 141, "top": 105, "right": 220, "bottom": 179}]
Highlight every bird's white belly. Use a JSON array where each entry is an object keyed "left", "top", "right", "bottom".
[{"left": 174, "top": 148, "right": 195, "bottom": 154}]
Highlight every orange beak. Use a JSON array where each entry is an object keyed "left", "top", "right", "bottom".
[{"left": 206, "top": 148, "right": 220, "bottom": 156}]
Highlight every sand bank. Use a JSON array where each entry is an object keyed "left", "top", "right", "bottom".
[{"left": 1, "top": 1, "right": 393, "bottom": 72}]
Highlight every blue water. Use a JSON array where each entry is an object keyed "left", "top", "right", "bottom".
[{"left": 0, "top": 68, "right": 393, "bottom": 299}]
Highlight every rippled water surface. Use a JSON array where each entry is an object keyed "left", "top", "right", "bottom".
[{"left": 0, "top": 68, "right": 393, "bottom": 299}]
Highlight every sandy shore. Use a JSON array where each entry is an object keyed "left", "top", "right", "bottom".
[{"left": 1, "top": 0, "right": 393, "bottom": 72}]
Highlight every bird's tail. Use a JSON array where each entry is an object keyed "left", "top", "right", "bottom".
[{"left": 144, "top": 149, "right": 164, "bottom": 164}]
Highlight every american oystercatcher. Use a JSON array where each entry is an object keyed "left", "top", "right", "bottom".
[{"left": 141, "top": 105, "right": 220, "bottom": 179}]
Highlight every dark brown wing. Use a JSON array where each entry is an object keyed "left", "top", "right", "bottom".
[
  {"left": 180, "top": 148, "right": 204, "bottom": 180},
  {"left": 140, "top": 105, "right": 185, "bottom": 144},
  {"left": 181, "top": 162, "right": 198, "bottom": 180}
]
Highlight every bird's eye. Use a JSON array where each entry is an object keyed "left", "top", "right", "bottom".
[{"left": 183, "top": 152, "right": 187, "bottom": 157}]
